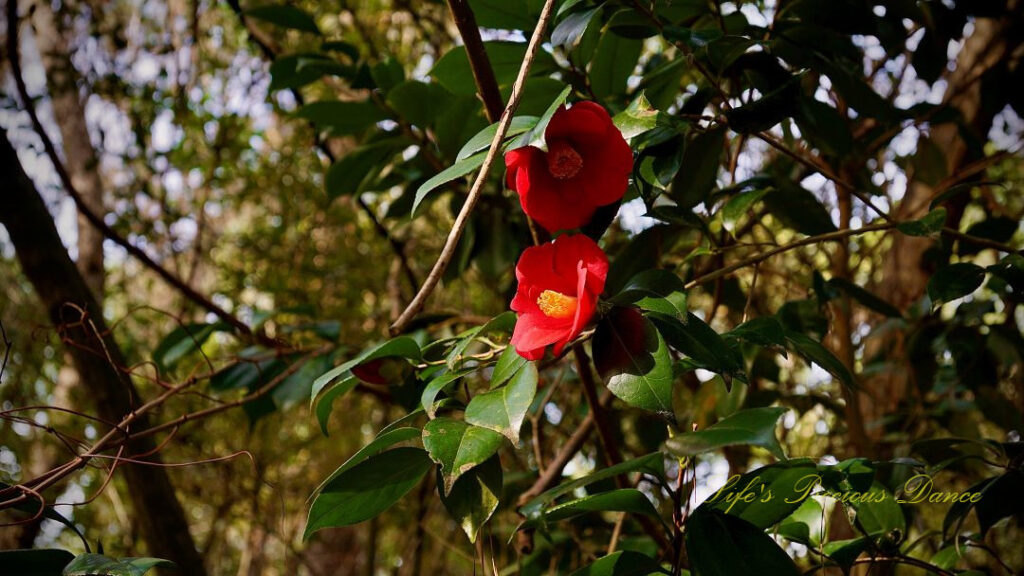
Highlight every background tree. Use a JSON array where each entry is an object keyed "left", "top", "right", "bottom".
[{"left": 1, "top": 0, "right": 1022, "bottom": 574}]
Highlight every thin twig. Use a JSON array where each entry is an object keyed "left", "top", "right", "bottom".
[{"left": 390, "top": 0, "right": 559, "bottom": 334}]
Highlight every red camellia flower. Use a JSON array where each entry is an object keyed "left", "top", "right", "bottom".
[
  {"left": 505, "top": 101, "right": 633, "bottom": 233},
  {"left": 510, "top": 234, "right": 609, "bottom": 360}
]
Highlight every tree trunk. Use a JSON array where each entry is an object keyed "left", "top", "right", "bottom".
[
  {"left": 0, "top": 129, "right": 208, "bottom": 575},
  {"left": 860, "top": 9, "right": 1024, "bottom": 443}
]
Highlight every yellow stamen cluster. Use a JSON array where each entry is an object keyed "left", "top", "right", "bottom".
[{"left": 536, "top": 290, "right": 578, "bottom": 319}]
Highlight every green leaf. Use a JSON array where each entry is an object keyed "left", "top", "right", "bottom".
[
  {"left": 927, "top": 263, "right": 986, "bottom": 306},
  {"left": 552, "top": 5, "right": 604, "bottom": 50},
  {"left": 725, "top": 316, "right": 786, "bottom": 348},
  {"left": 63, "top": 554, "right": 174, "bottom": 576},
  {"left": 685, "top": 508, "right": 800, "bottom": 576},
  {"left": 510, "top": 85, "right": 573, "bottom": 149},
  {"left": 432, "top": 41, "right": 556, "bottom": 95},
  {"left": 827, "top": 278, "right": 902, "bottom": 318},
  {"left": 777, "top": 495, "right": 826, "bottom": 546},
  {"left": 325, "top": 136, "right": 410, "bottom": 199},
  {"left": 823, "top": 537, "right": 871, "bottom": 571},
  {"left": 897, "top": 207, "right": 946, "bottom": 236},
  {"left": 592, "top": 307, "right": 674, "bottom": 415},
  {"left": 386, "top": 81, "right": 453, "bottom": 127},
  {"left": 269, "top": 53, "right": 352, "bottom": 91},
  {"left": 723, "top": 75, "right": 800, "bottom": 134},
  {"left": 305, "top": 447, "right": 432, "bottom": 537},
  {"left": 370, "top": 58, "right": 404, "bottom": 93},
  {"left": 412, "top": 151, "right": 486, "bottom": 215},
  {"left": 465, "top": 361, "right": 538, "bottom": 443},
  {"left": 650, "top": 312, "right": 744, "bottom": 376},
  {"left": 521, "top": 452, "right": 665, "bottom": 518},
  {"left": 665, "top": 406, "right": 787, "bottom": 460},
  {"left": 0, "top": 549, "right": 73, "bottom": 576},
  {"left": 439, "top": 455, "right": 502, "bottom": 543},
  {"left": 704, "top": 460, "right": 819, "bottom": 529},
  {"left": 610, "top": 269, "right": 688, "bottom": 320},
  {"left": 848, "top": 483, "right": 905, "bottom": 538},
  {"left": 612, "top": 93, "right": 663, "bottom": 141},
  {"left": 468, "top": 0, "right": 541, "bottom": 31},
  {"left": 763, "top": 183, "right": 837, "bottom": 235},
  {"left": 295, "top": 100, "right": 388, "bottom": 135},
  {"left": 313, "top": 375, "right": 358, "bottom": 435},
  {"left": 456, "top": 116, "right": 538, "bottom": 162},
  {"left": 490, "top": 346, "right": 529, "bottom": 389},
  {"left": 153, "top": 322, "right": 230, "bottom": 371},
  {"left": 589, "top": 32, "right": 643, "bottom": 100},
  {"left": 783, "top": 330, "right": 855, "bottom": 389},
  {"left": 313, "top": 427, "right": 422, "bottom": 494},
  {"left": 671, "top": 127, "right": 725, "bottom": 209},
  {"left": 522, "top": 488, "right": 662, "bottom": 529},
  {"left": 312, "top": 337, "right": 422, "bottom": 401},
  {"left": 568, "top": 551, "right": 666, "bottom": 576},
  {"left": 420, "top": 367, "right": 473, "bottom": 417},
  {"left": 422, "top": 418, "right": 504, "bottom": 495},
  {"left": 245, "top": 4, "right": 319, "bottom": 34},
  {"left": 721, "top": 188, "right": 770, "bottom": 225}
]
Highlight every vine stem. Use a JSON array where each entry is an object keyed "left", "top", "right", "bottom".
[{"left": 390, "top": 0, "right": 559, "bottom": 334}]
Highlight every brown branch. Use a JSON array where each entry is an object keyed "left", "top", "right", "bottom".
[
  {"left": 390, "top": 0, "right": 559, "bottom": 334},
  {"left": 444, "top": 0, "right": 505, "bottom": 122}
]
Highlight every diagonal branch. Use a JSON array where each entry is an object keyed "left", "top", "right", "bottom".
[
  {"left": 443, "top": 0, "right": 505, "bottom": 122},
  {"left": 390, "top": 0, "right": 559, "bottom": 334}
]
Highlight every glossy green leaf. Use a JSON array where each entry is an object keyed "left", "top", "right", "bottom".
[
  {"left": 422, "top": 418, "right": 504, "bottom": 495},
  {"left": 567, "top": 551, "right": 666, "bottom": 576},
  {"left": 305, "top": 447, "right": 432, "bottom": 537},
  {"left": 153, "top": 322, "right": 230, "bottom": 371},
  {"left": 848, "top": 483, "right": 905, "bottom": 538},
  {"left": 592, "top": 307, "right": 674, "bottom": 415},
  {"left": 665, "top": 406, "right": 787, "bottom": 460},
  {"left": 783, "top": 330, "right": 855, "bottom": 389},
  {"left": 510, "top": 85, "right": 573, "bottom": 149},
  {"left": 412, "top": 151, "right": 486, "bottom": 215},
  {"left": 245, "top": 4, "right": 319, "bottom": 34},
  {"left": 295, "top": 100, "right": 387, "bottom": 135},
  {"left": 822, "top": 537, "right": 871, "bottom": 572},
  {"left": 927, "top": 263, "right": 986, "bottom": 306},
  {"left": 610, "top": 269, "right": 688, "bottom": 320},
  {"left": 704, "top": 459, "right": 818, "bottom": 528},
  {"left": 420, "top": 367, "right": 473, "bottom": 417},
  {"left": 685, "top": 508, "right": 800, "bottom": 576},
  {"left": 827, "top": 278, "right": 902, "bottom": 318},
  {"left": 612, "top": 93, "right": 663, "bottom": 141},
  {"left": 522, "top": 488, "right": 661, "bottom": 529},
  {"left": 777, "top": 496, "right": 826, "bottom": 546},
  {"left": 671, "top": 127, "right": 725, "bottom": 209},
  {"left": 490, "top": 346, "right": 529, "bottom": 389},
  {"left": 897, "top": 207, "right": 946, "bottom": 236},
  {"left": 313, "top": 375, "right": 358, "bottom": 435},
  {"left": 650, "top": 312, "right": 744, "bottom": 376},
  {"left": 521, "top": 453, "right": 665, "bottom": 518},
  {"left": 552, "top": 4, "right": 604, "bottom": 50},
  {"left": 456, "top": 116, "right": 538, "bottom": 162},
  {"left": 325, "top": 136, "right": 410, "bottom": 199},
  {"left": 313, "top": 427, "right": 421, "bottom": 494},
  {"left": 386, "top": 81, "right": 453, "bottom": 127},
  {"left": 465, "top": 361, "right": 537, "bottom": 443},
  {"left": 589, "top": 32, "right": 643, "bottom": 100},
  {"left": 63, "top": 554, "right": 174, "bottom": 576},
  {"left": 468, "top": 0, "right": 541, "bottom": 31},
  {"left": 725, "top": 316, "right": 786, "bottom": 348},
  {"left": 439, "top": 455, "right": 502, "bottom": 543},
  {"left": 431, "top": 41, "right": 555, "bottom": 95},
  {"left": 721, "top": 188, "right": 770, "bottom": 225}
]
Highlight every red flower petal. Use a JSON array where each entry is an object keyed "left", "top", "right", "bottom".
[
  {"left": 503, "top": 101, "right": 633, "bottom": 233},
  {"left": 510, "top": 235, "right": 609, "bottom": 359}
]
